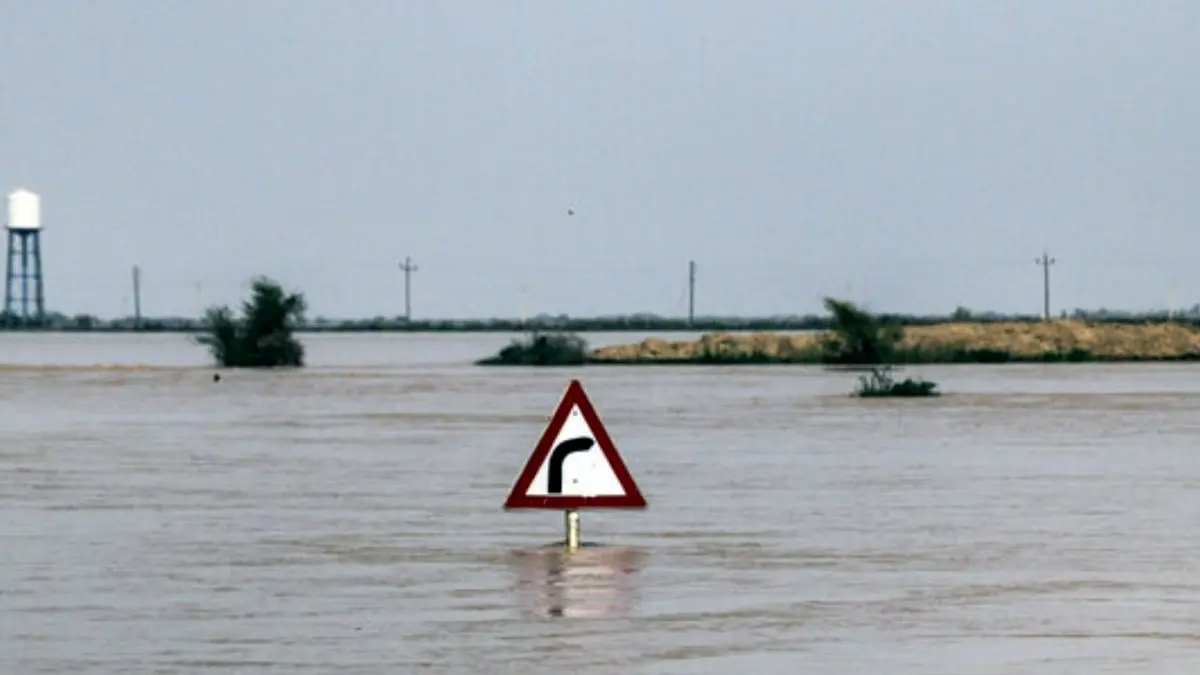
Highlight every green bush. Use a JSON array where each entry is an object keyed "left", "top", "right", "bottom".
[
  {"left": 818, "top": 299, "right": 942, "bottom": 396},
  {"left": 820, "top": 297, "right": 904, "bottom": 365},
  {"left": 476, "top": 331, "right": 589, "bottom": 366},
  {"left": 855, "top": 366, "right": 939, "bottom": 398},
  {"left": 194, "top": 276, "right": 306, "bottom": 368}
]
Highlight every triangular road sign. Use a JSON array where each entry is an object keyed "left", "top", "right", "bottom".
[{"left": 505, "top": 379, "right": 647, "bottom": 510}]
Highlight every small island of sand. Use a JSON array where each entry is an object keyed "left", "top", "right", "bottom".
[
  {"left": 588, "top": 320, "right": 1200, "bottom": 364},
  {"left": 479, "top": 299, "right": 1200, "bottom": 367}
]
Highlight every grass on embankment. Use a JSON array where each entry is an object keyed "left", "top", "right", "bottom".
[{"left": 586, "top": 320, "right": 1200, "bottom": 365}]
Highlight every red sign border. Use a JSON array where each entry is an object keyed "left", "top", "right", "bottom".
[{"left": 504, "top": 379, "right": 647, "bottom": 510}]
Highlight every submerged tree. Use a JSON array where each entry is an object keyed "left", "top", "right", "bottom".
[
  {"left": 195, "top": 276, "right": 307, "bottom": 368},
  {"left": 855, "top": 365, "right": 939, "bottom": 398},
  {"left": 820, "top": 297, "right": 904, "bottom": 365},
  {"left": 819, "top": 298, "right": 941, "bottom": 398}
]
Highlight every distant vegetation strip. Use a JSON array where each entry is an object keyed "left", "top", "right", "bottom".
[{"left": 5, "top": 307, "right": 1200, "bottom": 333}]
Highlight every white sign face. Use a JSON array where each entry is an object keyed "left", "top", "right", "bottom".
[{"left": 521, "top": 405, "right": 626, "bottom": 498}]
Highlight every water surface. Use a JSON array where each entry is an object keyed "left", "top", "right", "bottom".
[{"left": 2, "top": 333, "right": 1200, "bottom": 673}]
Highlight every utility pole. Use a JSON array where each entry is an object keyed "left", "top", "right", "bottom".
[
  {"left": 518, "top": 284, "right": 529, "bottom": 327},
  {"left": 132, "top": 265, "right": 142, "bottom": 329},
  {"left": 1034, "top": 251, "right": 1055, "bottom": 320},
  {"left": 688, "top": 260, "right": 696, "bottom": 326},
  {"left": 399, "top": 257, "right": 418, "bottom": 321}
]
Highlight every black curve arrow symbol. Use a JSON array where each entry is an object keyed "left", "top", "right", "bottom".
[{"left": 547, "top": 437, "right": 595, "bottom": 494}]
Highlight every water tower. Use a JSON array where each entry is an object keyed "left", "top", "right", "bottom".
[{"left": 4, "top": 188, "right": 45, "bottom": 323}]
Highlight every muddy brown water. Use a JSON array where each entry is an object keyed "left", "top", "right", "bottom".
[{"left": 3, "top": 332, "right": 1200, "bottom": 673}]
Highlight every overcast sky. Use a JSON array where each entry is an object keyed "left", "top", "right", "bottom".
[{"left": 2, "top": 1, "right": 1197, "bottom": 319}]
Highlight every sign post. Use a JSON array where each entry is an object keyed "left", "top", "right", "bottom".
[
  {"left": 505, "top": 379, "right": 647, "bottom": 551},
  {"left": 565, "top": 509, "right": 581, "bottom": 550}
]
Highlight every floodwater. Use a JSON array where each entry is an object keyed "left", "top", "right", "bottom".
[{"left": 3, "top": 331, "right": 1200, "bottom": 674}]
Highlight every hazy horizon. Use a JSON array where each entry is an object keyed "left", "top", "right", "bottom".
[
  {"left": 3, "top": 2, "right": 1198, "bottom": 320},
  {"left": 10, "top": 297, "right": 1200, "bottom": 323}
]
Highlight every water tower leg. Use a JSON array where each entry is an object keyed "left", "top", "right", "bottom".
[
  {"left": 32, "top": 232, "right": 43, "bottom": 321},
  {"left": 19, "top": 233, "right": 29, "bottom": 320},
  {"left": 3, "top": 230, "right": 13, "bottom": 317}
]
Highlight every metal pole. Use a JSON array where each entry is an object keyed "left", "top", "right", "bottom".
[
  {"left": 4, "top": 230, "right": 13, "bottom": 317},
  {"left": 564, "top": 509, "right": 580, "bottom": 551},
  {"left": 1035, "top": 251, "right": 1056, "bottom": 320},
  {"left": 519, "top": 284, "right": 529, "bottom": 328},
  {"left": 1043, "top": 254, "right": 1050, "bottom": 320},
  {"left": 132, "top": 265, "right": 142, "bottom": 328},
  {"left": 399, "top": 257, "right": 418, "bottom": 322},
  {"left": 688, "top": 260, "right": 696, "bottom": 326},
  {"left": 20, "top": 233, "right": 29, "bottom": 320},
  {"left": 32, "top": 233, "right": 43, "bottom": 321}
]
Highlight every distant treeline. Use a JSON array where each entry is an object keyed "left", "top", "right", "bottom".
[{"left": 3, "top": 305, "right": 1200, "bottom": 332}]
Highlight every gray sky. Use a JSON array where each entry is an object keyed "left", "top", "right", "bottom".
[{"left": 2, "top": 1, "right": 1197, "bottom": 319}]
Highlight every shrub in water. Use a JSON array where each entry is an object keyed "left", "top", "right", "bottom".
[
  {"left": 195, "top": 276, "right": 307, "bottom": 368},
  {"left": 476, "top": 331, "right": 589, "bottom": 366},
  {"left": 855, "top": 365, "right": 939, "bottom": 398}
]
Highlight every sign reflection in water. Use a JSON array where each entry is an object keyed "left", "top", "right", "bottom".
[{"left": 508, "top": 546, "right": 647, "bottom": 619}]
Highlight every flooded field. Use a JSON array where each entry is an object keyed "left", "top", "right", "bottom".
[{"left": 3, "top": 332, "right": 1200, "bottom": 673}]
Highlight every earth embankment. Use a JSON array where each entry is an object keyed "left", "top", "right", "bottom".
[{"left": 588, "top": 321, "right": 1200, "bottom": 364}]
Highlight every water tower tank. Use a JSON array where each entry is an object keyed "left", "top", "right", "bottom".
[{"left": 7, "top": 189, "right": 42, "bottom": 231}]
